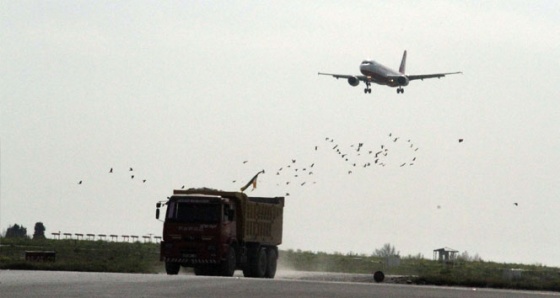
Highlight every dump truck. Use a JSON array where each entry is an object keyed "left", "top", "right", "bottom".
[{"left": 156, "top": 188, "right": 284, "bottom": 278}]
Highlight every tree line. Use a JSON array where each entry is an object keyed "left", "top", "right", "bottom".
[{"left": 3, "top": 222, "right": 46, "bottom": 240}]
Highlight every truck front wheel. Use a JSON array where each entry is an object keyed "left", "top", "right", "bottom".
[
  {"left": 219, "top": 246, "right": 237, "bottom": 276},
  {"left": 165, "top": 262, "right": 180, "bottom": 275}
]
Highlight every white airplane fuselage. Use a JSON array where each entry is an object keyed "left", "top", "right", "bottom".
[{"left": 359, "top": 60, "right": 407, "bottom": 88}]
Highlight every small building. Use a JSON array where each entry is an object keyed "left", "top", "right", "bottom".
[
  {"left": 503, "top": 268, "right": 523, "bottom": 280},
  {"left": 433, "top": 247, "right": 459, "bottom": 262},
  {"left": 385, "top": 255, "right": 401, "bottom": 268}
]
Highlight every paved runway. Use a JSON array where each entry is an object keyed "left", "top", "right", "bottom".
[{"left": 1, "top": 270, "right": 558, "bottom": 298}]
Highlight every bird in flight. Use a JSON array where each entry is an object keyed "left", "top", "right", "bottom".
[{"left": 109, "top": 168, "right": 113, "bottom": 173}]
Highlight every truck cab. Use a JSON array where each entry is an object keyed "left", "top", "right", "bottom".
[{"left": 161, "top": 194, "right": 235, "bottom": 266}]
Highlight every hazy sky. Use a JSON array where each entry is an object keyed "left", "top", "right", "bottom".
[{"left": 2, "top": 1, "right": 559, "bottom": 266}]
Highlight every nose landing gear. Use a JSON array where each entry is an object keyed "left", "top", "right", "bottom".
[{"left": 364, "top": 82, "right": 372, "bottom": 94}]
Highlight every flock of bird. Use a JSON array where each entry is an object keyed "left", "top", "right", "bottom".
[
  {"left": 271, "top": 158, "right": 318, "bottom": 196},
  {"left": 76, "top": 132, "right": 426, "bottom": 191},
  {"left": 77, "top": 167, "right": 147, "bottom": 185},
  {"left": 234, "top": 135, "right": 524, "bottom": 208},
  {"left": 74, "top": 137, "right": 519, "bottom": 207},
  {"left": 76, "top": 136, "right": 495, "bottom": 205},
  {"left": 234, "top": 158, "right": 317, "bottom": 197},
  {"left": 324, "top": 132, "right": 420, "bottom": 172},
  {"left": 235, "top": 133, "right": 426, "bottom": 196}
]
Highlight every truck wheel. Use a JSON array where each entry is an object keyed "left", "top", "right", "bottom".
[
  {"left": 265, "top": 248, "right": 277, "bottom": 278},
  {"left": 242, "top": 246, "right": 256, "bottom": 277},
  {"left": 165, "top": 262, "right": 180, "bottom": 275},
  {"left": 242, "top": 246, "right": 267, "bottom": 278},
  {"left": 219, "top": 246, "right": 236, "bottom": 276},
  {"left": 253, "top": 247, "right": 268, "bottom": 278}
]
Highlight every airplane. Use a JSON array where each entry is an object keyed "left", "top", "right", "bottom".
[{"left": 318, "top": 50, "right": 462, "bottom": 94}]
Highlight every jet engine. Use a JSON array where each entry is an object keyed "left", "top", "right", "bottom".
[
  {"left": 347, "top": 77, "right": 360, "bottom": 87},
  {"left": 397, "top": 76, "right": 409, "bottom": 86}
]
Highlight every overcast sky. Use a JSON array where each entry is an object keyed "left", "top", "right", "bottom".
[{"left": 2, "top": 1, "right": 559, "bottom": 266}]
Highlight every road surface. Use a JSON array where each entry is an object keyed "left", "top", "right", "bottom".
[{"left": 1, "top": 270, "right": 558, "bottom": 298}]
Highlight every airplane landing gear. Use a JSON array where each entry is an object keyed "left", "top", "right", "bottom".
[
  {"left": 364, "top": 82, "right": 372, "bottom": 94},
  {"left": 396, "top": 87, "right": 404, "bottom": 94}
]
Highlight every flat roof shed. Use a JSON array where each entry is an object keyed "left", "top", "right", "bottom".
[{"left": 433, "top": 247, "right": 459, "bottom": 262}]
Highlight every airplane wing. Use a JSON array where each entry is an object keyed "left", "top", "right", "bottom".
[
  {"left": 407, "top": 72, "right": 462, "bottom": 81},
  {"left": 318, "top": 72, "right": 369, "bottom": 81}
]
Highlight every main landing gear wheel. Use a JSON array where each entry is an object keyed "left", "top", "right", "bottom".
[{"left": 396, "top": 88, "right": 404, "bottom": 94}]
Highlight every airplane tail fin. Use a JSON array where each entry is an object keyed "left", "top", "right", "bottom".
[{"left": 399, "top": 50, "right": 407, "bottom": 74}]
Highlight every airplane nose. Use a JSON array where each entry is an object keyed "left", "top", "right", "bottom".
[{"left": 359, "top": 65, "right": 367, "bottom": 74}]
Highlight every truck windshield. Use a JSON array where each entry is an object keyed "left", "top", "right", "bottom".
[{"left": 167, "top": 202, "right": 221, "bottom": 224}]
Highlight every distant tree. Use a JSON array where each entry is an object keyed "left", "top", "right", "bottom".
[
  {"left": 404, "top": 253, "right": 425, "bottom": 260},
  {"left": 373, "top": 243, "right": 400, "bottom": 257},
  {"left": 458, "top": 251, "right": 483, "bottom": 262},
  {"left": 5, "top": 224, "right": 28, "bottom": 239},
  {"left": 33, "top": 222, "right": 46, "bottom": 240}
]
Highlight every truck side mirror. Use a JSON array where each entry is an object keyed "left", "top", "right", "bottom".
[{"left": 156, "top": 208, "right": 160, "bottom": 220}]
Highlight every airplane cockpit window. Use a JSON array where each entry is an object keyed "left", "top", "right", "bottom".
[{"left": 361, "top": 60, "right": 371, "bottom": 65}]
